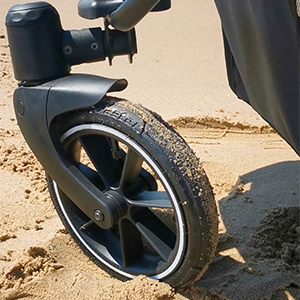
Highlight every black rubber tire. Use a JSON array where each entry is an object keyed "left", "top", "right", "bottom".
[{"left": 47, "top": 96, "right": 218, "bottom": 288}]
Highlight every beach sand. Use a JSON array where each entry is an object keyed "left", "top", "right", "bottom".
[{"left": 0, "top": 1, "right": 299, "bottom": 299}]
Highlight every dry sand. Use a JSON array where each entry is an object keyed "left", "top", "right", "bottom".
[{"left": 0, "top": 1, "right": 299, "bottom": 299}]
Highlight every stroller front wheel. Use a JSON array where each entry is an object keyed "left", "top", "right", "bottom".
[{"left": 47, "top": 97, "right": 218, "bottom": 287}]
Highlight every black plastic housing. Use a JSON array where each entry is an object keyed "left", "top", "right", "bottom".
[
  {"left": 63, "top": 26, "right": 137, "bottom": 66},
  {"left": 6, "top": 1, "right": 137, "bottom": 83},
  {"left": 5, "top": 2, "right": 70, "bottom": 82},
  {"left": 78, "top": 0, "right": 171, "bottom": 20}
]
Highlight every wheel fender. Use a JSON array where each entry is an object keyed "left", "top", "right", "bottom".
[
  {"left": 14, "top": 73, "right": 127, "bottom": 154},
  {"left": 46, "top": 74, "right": 127, "bottom": 125},
  {"left": 13, "top": 74, "right": 127, "bottom": 227}
]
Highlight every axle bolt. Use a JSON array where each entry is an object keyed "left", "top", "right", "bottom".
[{"left": 94, "top": 210, "right": 104, "bottom": 222}]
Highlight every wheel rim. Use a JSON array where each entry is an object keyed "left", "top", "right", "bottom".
[{"left": 53, "top": 124, "right": 185, "bottom": 279}]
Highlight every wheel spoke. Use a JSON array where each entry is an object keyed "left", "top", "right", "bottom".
[
  {"left": 133, "top": 208, "right": 176, "bottom": 262},
  {"left": 79, "top": 135, "right": 122, "bottom": 187},
  {"left": 77, "top": 163, "right": 105, "bottom": 190},
  {"left": 120, "top": 148, "right": 143, "bottom": 189},
  {"left": 127, "top": 191, "right": 172, "bottom": 208},
  {"left": 119, "top": 219, "right": 144, "bottom": 267},
  {"left": 64, "top": 139, "right": 81, "bottom": 163}
]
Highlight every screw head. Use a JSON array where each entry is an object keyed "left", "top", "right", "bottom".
[
  {"left": 94, "top": 210, "right": 104, "bottom": 222},
  {"left": 63, "top": 45, "right": 73, "bottom": 55},
  {"left": 91, "top": 42, "right": 99, "bottom": 51}
]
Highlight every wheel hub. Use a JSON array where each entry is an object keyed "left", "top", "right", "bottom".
[{"left": 102, "top": 189, "right": 127, "bottom": 227}]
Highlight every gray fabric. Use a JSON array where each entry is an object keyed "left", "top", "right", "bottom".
[{"left": 214, "top": 0, "right": 299, "bottom": 155}]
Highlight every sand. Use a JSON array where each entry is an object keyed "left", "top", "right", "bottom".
[{"left": 0, "top": 1, "right": 299, "bottom": 299}]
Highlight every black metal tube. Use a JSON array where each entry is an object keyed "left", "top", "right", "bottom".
[
  {"left": 108, "top": 0, "right": 161, "bottom": 31},
  {"left": 63, "top": 28, "right": 106, "bottom": 65},
  {"left": 63, "top": 26, "right": 137, "bottom": 66}
]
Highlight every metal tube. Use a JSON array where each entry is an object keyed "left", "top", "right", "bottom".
[{"left": 108, "top": 0, "right": 161, "bottom": 31}]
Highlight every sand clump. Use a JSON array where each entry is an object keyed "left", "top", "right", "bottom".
[
  {"left": 248, "top": 207, "right": 300, "bottom": 275},
  {"left": 0, "top": 232, "right": 187, "bottom": 300},
  {"left": 0, "top": 246, "right": 63, "bottom": 293},
  {"left": 106, "top": 276, "right": 178, "bottom": 300}
]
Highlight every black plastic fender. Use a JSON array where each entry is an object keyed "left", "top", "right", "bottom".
[
  {"left": 46, "top": 74, "right": 127, "bottom": 124},
  {"left": 14, "top": 74, "right": 127, "bottom": 229}
]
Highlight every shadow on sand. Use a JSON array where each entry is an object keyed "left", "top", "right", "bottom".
[{"left": 181, "top": 160, "right": 300, "bottom": 300}]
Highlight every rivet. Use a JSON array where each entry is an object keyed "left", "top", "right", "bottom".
[
  {"left": 91, "top": 42, "right": 99, "bottom": 51},
  {"left": 63, "top": 45, "right": 73, "bottom": 55}
]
